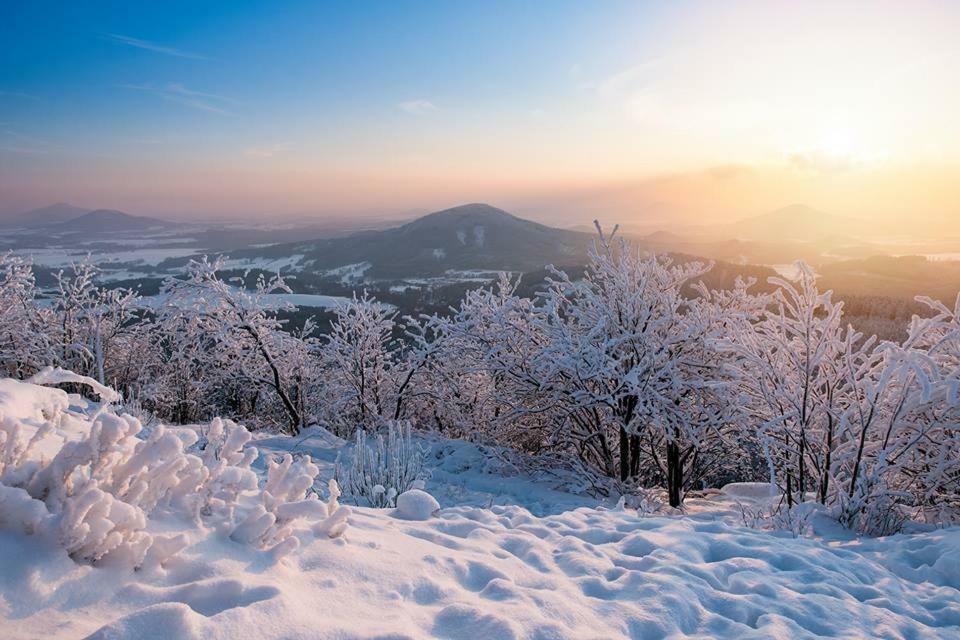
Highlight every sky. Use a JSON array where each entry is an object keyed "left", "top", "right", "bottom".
[{"left": 1, "top": 0, "right": 959, "bottom": 229}]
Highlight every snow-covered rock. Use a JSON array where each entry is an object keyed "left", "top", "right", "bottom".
[
  {"left": 394, "top": 489, "right": 440, "bottom": 520},
  {"left": 720, "top": 481, "right": 779, "bottom": 500}
]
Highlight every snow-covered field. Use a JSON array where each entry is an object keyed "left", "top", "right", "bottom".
[
  {"left": 133, "top": 288, "right": 363, "bottom": 311},
  {"left": 10, "top": 246, "right": 204, "bottom": 269},
  {"left": 1, "top": 378, "right": 958, "bottom": 640}
]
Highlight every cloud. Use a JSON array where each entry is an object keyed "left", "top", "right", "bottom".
[
  {"left": 105, "top": 34, "right": 208, "bottom": 60},
  {"left": 244, "top": 143, "right": 292, "bottom": 158},
  {"left": 0, "top": 145, "right": 46, "bottom": 155},
  {"left": 584, "top": 60, "right": 660, "bottom": 95},
  {"left": 787, "top": 151, "right": 858, "bottom": 174},
  {"left": 708, "top": 164, "right": 752, "bottom": 181},
  {"left": 397, "top": 99, "right": 438, "bottom": 115},
  {"left": 0, "top": 129, "right": 52, "bottom": 154},
  {"left": 0, "top": 91, "right": 41, "bottom": 102},
  {"left": 123, "top": 83, "right": 235, "bottom": 115}
]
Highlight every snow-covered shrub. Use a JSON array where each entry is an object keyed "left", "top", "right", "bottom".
[
  {"left": 737, "top": 501, "right": 817, "bottom": 538},
  {"left": 615, "top": 480, "right": 665, "bottom": 515},
  {"left": 0, "top": 375, "right": 349, "bottom": 569},
  {"left": 336, "top": 420, "right": 428, "bottom": 508}
]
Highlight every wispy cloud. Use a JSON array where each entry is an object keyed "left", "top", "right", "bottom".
[
  {"left": 0, "top": 91, "right": 41, "bottom": 102},
  {"left": 0, "top": 129, "right": 53, "bottom": 154},
  {"left": 105, "top": 33, "right": 208, "bottom": 60},
  {"left": 397, "top": 99, "right": 438, "bottom": 115},
  {"left": 591, "top": 61, "right": 660, "bottom": 98},
  {"left": 123, "top": 82, "right": 236, "bottom": 115},
  {"left": 244, "top": 143, "right": 292, "bottom": 158}
]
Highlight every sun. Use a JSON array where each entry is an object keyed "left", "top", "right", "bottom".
[{"left": 817, "top": 128, "right": 858, "bottom": 160}]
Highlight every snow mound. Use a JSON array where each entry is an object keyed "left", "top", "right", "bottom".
[
  {"left": 721, "top": 482, "right": 779, "bottom": 500},
  {"left": 394, "top": 489, "right": 440, "bottom": 520}
]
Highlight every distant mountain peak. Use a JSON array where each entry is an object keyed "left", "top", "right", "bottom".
[
  {"left": 0, "top": 202, "right": 92, "bottom": 228},
  {"left": 730, "top": 203, "right": 856, "bottom": 242},
  {"left": 765, "top": 203, "right": 829, "bottom": 218},
  {"left": 48, "top": 208, "right": 170, "bottom": 232},
  {"left": 404, "top": 203, "right": 521, "bottom": 225}
]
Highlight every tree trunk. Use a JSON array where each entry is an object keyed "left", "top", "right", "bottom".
[
  {"left": 666, "top": 438, "right": 682, "bottom": 508},
  {"left": 798, "top": 430, "right": 806, "bottom": 502},
  {"left": 820, "top": 415, "right": 833, "bottom": 504},
  {"left": 629, "top": 433, "right": 641, "bottom": 478},
  {"left": 619, "top": 427, "right": 629, "bottom": 481}
]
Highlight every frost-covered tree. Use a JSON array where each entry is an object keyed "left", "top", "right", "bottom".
[
  {"left": 422, "top": 273, "right": 556, "bottom": 449},
  {"left": 0, "top": 253, "right": 54, "bottom": 378},
  {"left": 426, "top": 228, "right": 752, "bottom": 506},
  {"left": 726, "top": 266, "right": 960, "bottom": 531},
  {"left": 158, "top": 258, "right": 315, "bottom": 433},
  {"left": 319, "top": 293, "right": 432, "bottom": 435},
  {"left": 848, "top": 295, "right": 960, "bottom": 528},
  {"left": 532, "top": 226, "right": 749, "bottom": 506},
  {"left": 50, "top": 259, "right": 141, "bottom": 387},
  {"left": 723, "top": 265, "right": 848, "bottom": 507}
]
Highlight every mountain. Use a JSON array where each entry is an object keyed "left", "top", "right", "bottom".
[
  {"left": 727, "top": 204, "right": 860, "bottom": 242},
  {"left": 0, "top": 203, "right": 91, "bottom": 228},
  {"left": 47, "top": 209, "right": 170, "bottom": 233},
  {"left": 239, "top": 203, "right": 595, "bottom": 277}
]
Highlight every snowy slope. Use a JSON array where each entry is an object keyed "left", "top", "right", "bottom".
[
  {"left": 4, "top": 498, "right": 959, "bottom": 639},
  {"left": 1, "top": 380, "right": 959, "bottom": 639}
]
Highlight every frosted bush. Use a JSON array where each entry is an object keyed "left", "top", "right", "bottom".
[
  {"left": 0, "top": 375, "right": 350, "bottom": 569},
  {"left": 336, "top": 420, "right": 428, "bottom": 508},
  {"left": 738, "top": 501, "right": 818, "bottom": 538}
]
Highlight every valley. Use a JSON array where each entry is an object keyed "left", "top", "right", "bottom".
[{"left": 4, "top": 201, "right": 959, "bottom": 342}]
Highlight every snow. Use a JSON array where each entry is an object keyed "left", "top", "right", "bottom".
[
  {"left": 323, "top": 261, "right": 371, "bottom": 284},
  {"left": 14, "top": 247, "right": 201, "bottom": 268},
  {"left": 28, "top": 366, "right": 122, "bottom": 403},
  {"left": 394, "top": 489, "right": 440, "bottom": 520},
  {"left": 721, "top": 482, "right": 779, "bottom": 500},
  {"left": 135, "top": 288, "right": 368, "bottom": 312},
  {"left": 1, "top": 379, "right": 959, "bottom": 639},
  {"left": 221, "top": 254, "right": 306, "bottom": 272},
  {"left": 264, "top": 293, "right": 353, "bottom": 309}
]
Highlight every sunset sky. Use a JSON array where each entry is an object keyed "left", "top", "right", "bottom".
[{"left": 2, "top": 1, "right": 959, "bottom": 229}]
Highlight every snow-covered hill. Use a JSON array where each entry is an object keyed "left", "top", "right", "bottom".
[
  {"left": 230, "top": 203, "right": 595, "bottom": 278},
  {"left": 0, "top": 378, "right": 958, "bottom": 639}
]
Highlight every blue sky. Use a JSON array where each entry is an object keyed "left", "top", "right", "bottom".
[
  {"left": 2, "top": 1, "right": 958, "bottom": 223},
  {"left": 1, "top": 1, "right": 648, "bottom": 156}
]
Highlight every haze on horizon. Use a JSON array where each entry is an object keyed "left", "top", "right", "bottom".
[{"left": 2, "top": 1, "right": 959, "bottom": 235}]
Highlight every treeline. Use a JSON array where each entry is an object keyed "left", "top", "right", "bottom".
[{"left": 1, "top": 230, "right": 958, "bottom": 533}]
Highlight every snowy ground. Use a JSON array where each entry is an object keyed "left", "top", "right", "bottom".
[{"left": 1, "top": 382, "right": 959, "bottom": 639}]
